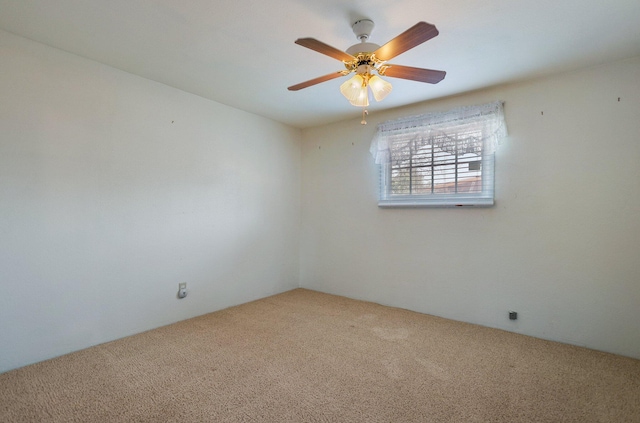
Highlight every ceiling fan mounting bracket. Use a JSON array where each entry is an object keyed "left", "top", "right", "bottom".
[
  {"left": 346, "top": 19, "right": 381, "bottom": 56},
  {"left": 351, "top": 19, "right": 375, "bottom": 42}
]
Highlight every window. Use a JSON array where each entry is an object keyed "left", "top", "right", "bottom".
[{"left": 370, "top": 101, "right": 507, "bottom": 207}]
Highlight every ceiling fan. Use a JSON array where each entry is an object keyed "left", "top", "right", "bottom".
[{"left": 288, "top": 19, "right": 446, "bottom": 109}]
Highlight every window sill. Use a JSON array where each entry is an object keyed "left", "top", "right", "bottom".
[{"left": 378, "top": 196, "right": 494, "bottom": 208}]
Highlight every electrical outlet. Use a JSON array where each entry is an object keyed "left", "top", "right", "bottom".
[{"left": 177, "top": 282, "right": 187, "bottom": 299}]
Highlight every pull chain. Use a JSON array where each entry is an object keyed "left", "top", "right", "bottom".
[{"left": 361, "top": 108, "right": 368, "bottom": 125}]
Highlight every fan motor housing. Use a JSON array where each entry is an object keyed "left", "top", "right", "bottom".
[{"left": 346, "top": 42, "right": 381, "bottom": 56}]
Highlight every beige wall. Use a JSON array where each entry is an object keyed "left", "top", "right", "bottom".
[
  {"left": 0, "top": 30, "right": 301, "bottom": 372},
  {"left": 300, "top": 56, "right": 640, "bottom": 359}
]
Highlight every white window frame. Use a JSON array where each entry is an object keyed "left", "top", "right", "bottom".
[{"left": 370, "top": 101, "right": 506, "bottom": 208}]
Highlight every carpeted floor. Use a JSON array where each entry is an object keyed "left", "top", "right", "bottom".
[{"left": 1, "top": 288, "right": 639, "bottom": 422}]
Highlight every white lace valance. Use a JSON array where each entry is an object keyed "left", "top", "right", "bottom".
[{"left": 370, "top": 101, "right": 507, "bottom": 165}]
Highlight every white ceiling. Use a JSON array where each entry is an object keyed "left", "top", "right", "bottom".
[{"left": 2, "top": 0, "right": 640, "bottom": 128}]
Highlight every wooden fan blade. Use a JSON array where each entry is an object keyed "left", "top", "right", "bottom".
[
  {"left": 288, "top": 71, "right": 346, "bottom": 91},
  {"left": 382, "top": 65, "right": 446, "bottom": 84},
  {"left": 295, "top": 38, "right": 356, "bottom": 62},
  {"left": 374, "top": 22, "right": 439, "bottom": 61}
]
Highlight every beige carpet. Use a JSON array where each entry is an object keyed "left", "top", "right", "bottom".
[{"left": 1, "top": 289, "right": 639, "bottom": 422}]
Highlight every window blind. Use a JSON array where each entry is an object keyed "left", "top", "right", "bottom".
[{"left": 370, "top": 101, "right": 506, "bottom": 207}]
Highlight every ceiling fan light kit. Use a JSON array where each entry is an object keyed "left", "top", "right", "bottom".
[
  {"left": 288, "top": 19, "right": 446, "bottom": 123},
  {"left": 340, "top": 74, "right": 369, "bottom": 107}
]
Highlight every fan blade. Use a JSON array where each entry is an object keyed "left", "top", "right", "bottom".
[
  {"left": 374, "top": 22, "right": 439, "bottom": 61},
  {"left": 295, "top": 38, "right": 355, "bottom": 62},
  {"left": 382, "top": 65, "right": 446, "bottom": 84},
  {"left": 288, "top": 71, "right": 347, "bottom": 91}
]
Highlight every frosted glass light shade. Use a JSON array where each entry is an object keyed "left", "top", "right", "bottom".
[
  {"left": 340, "top": 74, "right": 369, "bottom": 107},
  {"left": 350, "top": 86, "right": 369, "bottom": 107},
  {"left": 369, "top": 75, "right": 392, "bottom": 102}
]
